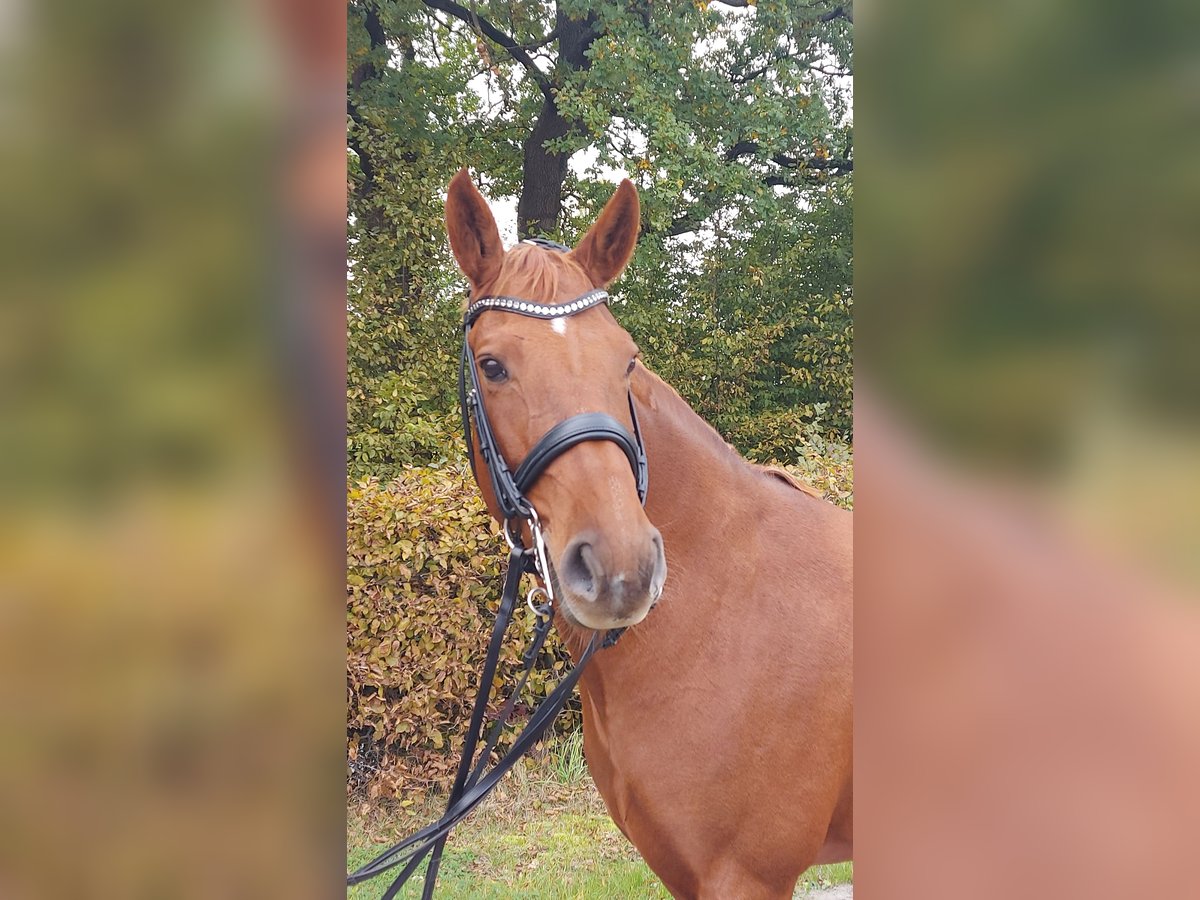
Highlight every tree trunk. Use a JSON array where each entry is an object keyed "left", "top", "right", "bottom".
[
  {"left": 516, "top": 7, "right": 598, "bottom": 240},
  {"left": 518, "top": 100, "right": 572, "bottom": 239}
]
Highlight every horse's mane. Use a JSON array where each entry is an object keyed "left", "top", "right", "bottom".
[{"left": 465, "top": 243, "right": 591, "bottom": 308}]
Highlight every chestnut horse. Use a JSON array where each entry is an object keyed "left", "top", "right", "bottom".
[{"left": 445, "top": 169, "right": 852, "bottom": 899}]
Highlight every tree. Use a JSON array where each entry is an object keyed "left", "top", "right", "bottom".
[{"left": 347, "top": 0, "right": 853, "bottom": 478}]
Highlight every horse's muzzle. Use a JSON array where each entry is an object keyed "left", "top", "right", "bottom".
[{"left": 557, "top": 526, "right": 667, "bottom": 629}]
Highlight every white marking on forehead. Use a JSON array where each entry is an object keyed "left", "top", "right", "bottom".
[{"left": 551, "top": 316, "right": 568, "bottom": 336}]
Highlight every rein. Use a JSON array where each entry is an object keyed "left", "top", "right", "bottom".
[{"left": 348, "top": 241, "right": 648, "bottom": 898}]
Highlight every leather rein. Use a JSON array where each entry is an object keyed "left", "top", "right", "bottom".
[{"left": 347, "top": 240, "right": 649, "bottom": 898}]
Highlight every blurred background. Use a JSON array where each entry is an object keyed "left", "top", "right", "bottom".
[
  {"left": 859, "top": 0, "right": 1200, "bottom": 584},
  {"left": 856, "top": 0, "right": 1200, "bottom": 896},
  {"left": 0, "top": 0, "right": 346, "bottom": 895},
  {"left": 2, "top": 0, "right": 1198, "bottom": 895}
]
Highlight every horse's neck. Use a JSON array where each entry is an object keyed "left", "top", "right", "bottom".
[
  {"left": 635, "top": 367, "right": 762, "bottom": 543},
  {"left": 553, "top": 368, "right": 762, "bottom": 662}
]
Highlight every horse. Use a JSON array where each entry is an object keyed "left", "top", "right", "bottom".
[{"left": 444, "top": 168, "right": 853, "bottom": 899}]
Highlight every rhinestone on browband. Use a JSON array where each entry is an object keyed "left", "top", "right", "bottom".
[{"left": 463, "top": 288, "right": 610, "bottom": 327}]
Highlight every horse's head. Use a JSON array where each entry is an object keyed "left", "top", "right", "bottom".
[{"left": 445, "top": 169, "right": 667, "bottom": 631}]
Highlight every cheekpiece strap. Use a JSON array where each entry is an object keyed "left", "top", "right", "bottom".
[{"left": 463, "top": 289, "right": 609, "bottom": 327}]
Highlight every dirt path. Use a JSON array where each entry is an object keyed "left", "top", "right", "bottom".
[{"left": 799, "top": 886, "right": 853, "bottom": 900}]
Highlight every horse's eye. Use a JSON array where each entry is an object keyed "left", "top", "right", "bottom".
[
  {"left": 626, "top": 357, "right": 637, "bottom": 377},
  {"left": 479, "top": 358, "right": 508, "bottom": 383}
]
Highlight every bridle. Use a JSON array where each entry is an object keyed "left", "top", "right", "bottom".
[
  {"left": 348, "top": 239, "right": 651, "bottom": 899},
  {"left": 457, "top": 237, "right": 649, "bottom": 621},
  {"left": 458, "top": 261, "right": 648, "bottom": 525}
]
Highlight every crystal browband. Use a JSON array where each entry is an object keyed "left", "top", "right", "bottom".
[{"left": 463, "top": 288, "right": 609, "bottom": 327}]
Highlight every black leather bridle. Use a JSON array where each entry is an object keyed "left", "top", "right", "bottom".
[
  {"left": 454, "top": 239, "right": 649, "bottom": 645},
  {"left": 348, "top": 239, "right": 650, "bottom": 899},
  {"left": 457, "top": 283, "right": 648, "bottom": 523}
]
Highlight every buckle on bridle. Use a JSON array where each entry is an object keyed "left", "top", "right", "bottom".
[
  {"left": 526, "top": 585, "right": 552, "bottom": 620},
  {"left": 503, "top": 505, "right": 556, "bottom": 610}
]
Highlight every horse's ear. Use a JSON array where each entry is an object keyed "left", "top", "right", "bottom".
[
  {"left": 571, "top": 179, "right": 640, "bottom": 287},
  {"left": 445, "top": 168, "right": 504, "bottom": 289}
]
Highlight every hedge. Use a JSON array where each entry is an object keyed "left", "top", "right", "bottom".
[
  {"left": 348, "top": 452, "right": 852, "bottom": 798},
  {"left": 346, "top": 468, "right": 579, "bottom": 798}
]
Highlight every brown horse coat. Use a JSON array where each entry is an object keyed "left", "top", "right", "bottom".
[
  {"left": 579, "top": 368, "right": 854, "bottom": 898},
  {"left": 445, "top": 170, "right": 852, "bottom": 899}
]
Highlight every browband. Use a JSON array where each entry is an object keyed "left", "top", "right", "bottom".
[{"left": 464, "top": 288, "right": 609, "bottom": 327}]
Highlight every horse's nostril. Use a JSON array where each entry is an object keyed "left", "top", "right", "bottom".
[{"left": 562, "top": 538, "right": 599, "bottom": 600}]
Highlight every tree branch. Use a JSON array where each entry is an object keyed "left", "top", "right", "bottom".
[
  {"left": 764, "top": 170, "right": 844, "bottom": 187},
  {"left": 420, "top": 0, "right": 554, "bottom": 99},
  {"left": 660, "top": 145, "right": 851, "bottom": 236},
  {"left": 729, "top": 52, "right": 802, "bottom": 85},
  {"left": 517, "top": 26, "right": 559, "bottom": 51},
  {"left": 714, "top": 0, "right": 852, "bottom": 20},
  {"left": 773, "top": 153, "right": 853, "bottom": 174},
  {"left": 723, "top": 139, "right": 761, "bottom": 163},
  {"left": 349, "top": 3, "right": 388, "bottom": 91},
  {"left": 664, "top": 207, "right": 716, "bottom": 238},
  {"left": 723, "top": 140, "right": 852, "bottom": 174},
  {"left": 346, "top": 122, "right": 374, "bottom": 194},
  {"left": 819, "top": 5, "right": 853, "bottom": 24},
  {"left": 348, "top": 2, "right": 390, "bottom": 194}
]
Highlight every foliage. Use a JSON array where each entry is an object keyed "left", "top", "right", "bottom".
[
  {"left": 347, "top": 0, "right": 854, "bottom": 477},
  {"left": 347, "top": 470, "right": 581, "bottom": 795},
  {"left": 346, "top": 308, "right": 462, "bottom": 474},
  {"left": 619, "top": 180, "right": 853, "bottom": 445},
  {"left": 347, "top": 0, "right": 480, "bottom": 478},
  {"left": 780, "top": 420, "right": 855, "bottom": 511}
]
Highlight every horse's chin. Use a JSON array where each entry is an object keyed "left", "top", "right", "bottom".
[{"left": 558, "top": 593, "right": 656, "bottom": 632}]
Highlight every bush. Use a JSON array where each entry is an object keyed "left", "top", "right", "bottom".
[
  {"left": 347, "top": 443, "right": 851, "bottom": 800},
  {"left": 731, "top": 409, "right": 854, "bottom": 511},
  {"left": 346, "top": 468, "right": 578, "bottom": 798}
]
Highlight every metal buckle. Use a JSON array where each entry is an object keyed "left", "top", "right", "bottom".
[
  {"left": 503, "top": 506, "right": 556, "bottom": 611},
  {"left": 527, "top": 510, "right": 555, "bottom": 605},
  {"left": 502, "top": 518, "right": 521, "bottom": 551},
  {"left": 526, "top": 585, "right": 552, "bottom": 619}
]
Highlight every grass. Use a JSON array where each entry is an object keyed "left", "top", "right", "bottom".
[
  {"left": 796, "top": 862, "right": 854, "bottom": 894},
  {"left": 348, "top": 731, "right": 852, "bottom": 898},
  {"left": 551, "top": 727, "right": 588, "bottom": 785}
]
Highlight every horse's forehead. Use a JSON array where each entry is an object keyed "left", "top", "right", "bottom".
[
  {"left": 479, "top": 310, "right": 625, "bottom": 357},
  {"left": 473, "top": 247, "right": 630, "bottom": 360}
]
